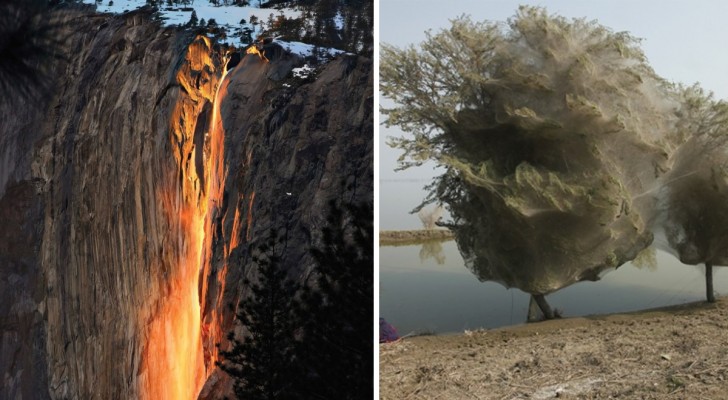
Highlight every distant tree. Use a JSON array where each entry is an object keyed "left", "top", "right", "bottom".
[
  {"left": 217, "top": 232, "right": 302, "bottom": 400},
  {"left": 417, "top": 205, "right": 443, "bottom": 230},
  {"left": 270, "top": 14, "right": 303, "bottom": 39},
  {"left": 199, "top": 17, "right": 205, "bottom": 26},
  {"left": 188, "top": 9, "right": 198, "bottom": 26},
  {"left": 108, "top": 0, "right": 114, "bottom": 6},
  {"left": 296, "top": 200, "right": 374, "bottom": 399},
  {"left": 355, "top": 0, "right": 373, "bottom": 55},
  {"left": 207, "top": 18, "right": 217, "bottom": 26},
  {"left": 241, "top": 27, "right": 253, "bottom": 44}
]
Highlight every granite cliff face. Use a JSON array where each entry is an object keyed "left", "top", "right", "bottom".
[
  {"left": 198, "top": 42, "right": 373, "bottom": 399},
  {"left": 0, "top": 8, "right": 372, "bottom": 400}
]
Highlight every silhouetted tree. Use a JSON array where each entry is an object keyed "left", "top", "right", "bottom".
[
  {"left": 240, "top": 27, "right": 254, "bottom": 44},
  {"left": 218, "top": 200, "right": 373, "bottom": 399},
  {"left": 297, "top": 200, "right": 374, "bottom": 399},
  {"left": 217, "top": 232, "right": 302, "bottom": 400},
  {"left": 187, "top": 9, "right": 198, "bottom": 26}
]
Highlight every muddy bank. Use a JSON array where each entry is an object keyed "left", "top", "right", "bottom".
[
  {"left": 380, "top": 229, "right": 454, "bottom": 246},
  {"left": 380, "top": 297, "right": 728, "bottom": 399}
]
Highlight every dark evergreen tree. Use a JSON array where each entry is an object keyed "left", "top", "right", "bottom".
[
  {"left": 240, "top": 27, "right": 254, "bottom": 44},
  {"left": 187, "top": 9, "right": 198, "bottom": 26},
  {"left": 297, "top": 200, "right": 374, "bottom": 399},
  {"left": 217, "top": 198, "right": 373, "bottom": 400},
  {"left": 217, "top": 232, "right": 302, "bottom": 400}
]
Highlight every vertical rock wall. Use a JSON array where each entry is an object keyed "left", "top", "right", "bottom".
[
  {"left": 0, "top": 8, "right": 372, "bottom": 400},
  {"left": 198, "top": 47, "right": 373, "bottom": 398},
  {"left": 1, "top": 10, "right": 220, "bottom": 399}
]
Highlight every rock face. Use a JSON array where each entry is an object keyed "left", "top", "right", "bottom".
[
  {"left": 198, "top": 44, "right": 373, "bottom": 399},
  {"left": 0, "top": 8, "right": 372, "bottom": 400}
]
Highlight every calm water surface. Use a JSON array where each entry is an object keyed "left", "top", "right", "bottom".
[
  {"left": 379, "top": 135, "right": 728, "bottom": 335},
  {"left": 380, "top": 240, "right": 728, "bottom": 335}
]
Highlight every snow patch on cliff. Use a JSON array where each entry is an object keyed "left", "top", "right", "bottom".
[{"left": 82, "top": 0, "right": 300, "bottom": 47}]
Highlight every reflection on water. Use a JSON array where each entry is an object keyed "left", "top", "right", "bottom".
[
  {"left": 418, "top": 240, "right": 446, "bottom": 265},
  {"left": 380, "top": 241, "right": 728, "bottom": 335}
]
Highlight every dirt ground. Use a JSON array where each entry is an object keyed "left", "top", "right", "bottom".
[{"left": 380, "top": 298, "right": 728, "bottom": 399}]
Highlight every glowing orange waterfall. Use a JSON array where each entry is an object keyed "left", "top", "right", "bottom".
[
  {"left": 140, "top": 204, "right": 207, "bottom": 400},
  {"left": 198, "top": 64, "right": 232, "bottom": 370},
  {"left": 140, "top": 50, "right": 231, "bottom": 400}
]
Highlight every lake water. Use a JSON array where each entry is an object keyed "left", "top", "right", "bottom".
[
  {"left": 380, "top": 240, "right": 728, "bottom": 335},
  {"left": 379, "top": 117, "right": 728, "bottom": 336}
]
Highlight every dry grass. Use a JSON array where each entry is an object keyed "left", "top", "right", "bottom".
[{"left": 380, "top": 298, "right": 728, "bottom": 399}]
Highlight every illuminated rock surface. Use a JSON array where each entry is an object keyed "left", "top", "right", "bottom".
[{"left": 0, "top": 6, "right": 372, "bottom": 400}]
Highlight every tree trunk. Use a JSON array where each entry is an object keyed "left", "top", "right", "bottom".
[
  {"left": 706, "top": 261, "right": 715, "bottom": 303},
  {"left": 533, "top": 294, "right": 555, "bottom": 319},
  {"left": 527, "top": 295, "right": 541, "bottom": 322}
]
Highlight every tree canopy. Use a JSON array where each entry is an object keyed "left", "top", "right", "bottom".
[{"left": 381, "top": 6, "right": 728, "bottom": 295}]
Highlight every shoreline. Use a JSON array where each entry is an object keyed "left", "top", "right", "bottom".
[{"left": 379, "top": 229, "right": 454, "bottom": 246}]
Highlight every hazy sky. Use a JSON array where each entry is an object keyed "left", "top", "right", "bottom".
[{"left": 379, "top": 0, "right": 728, "bottom": 229}]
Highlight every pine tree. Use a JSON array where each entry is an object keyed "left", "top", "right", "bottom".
[
  {"left": 297, "top": 200, "right": 374, "bottom": 399},
  {"left": 217, "top": 232, "right": 302, "bottom": 400},
  {"left": 188, "top": 9, "right": 198, "bottom": 26}
]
